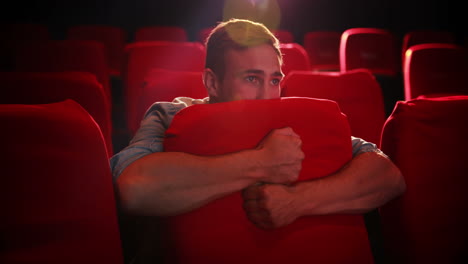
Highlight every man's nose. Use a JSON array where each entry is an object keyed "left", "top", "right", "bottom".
[{"left": 257, "top": 83, "right": 273, "bottom": 100}]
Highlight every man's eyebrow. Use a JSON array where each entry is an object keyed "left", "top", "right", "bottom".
[
  {"left": 272, "top": 71, "right": 285, "bottom": 78},
  {"left": 239, "top": 69, "right": 284, "bottom": 78},
  {"left": 239, "top": 69, "right": 265, "bottom": 75}
]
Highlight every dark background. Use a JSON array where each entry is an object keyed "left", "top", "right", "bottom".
[{"left": 1, "top": 0, "right": 465, "bottom": 44}]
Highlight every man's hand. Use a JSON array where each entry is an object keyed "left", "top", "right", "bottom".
[
  {"left": 255, "top": 127, "right": 304, "bottom": 184},
  {"left": 242, "top": 183, "right": 300, "bottom": 229}
]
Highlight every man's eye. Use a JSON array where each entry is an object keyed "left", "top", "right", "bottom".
[
  {"left": 271, "top": 78, "right": 281, "bottom": 86},
  {"left": 246, "top": 76, "right": 258, "bottom": 82}
]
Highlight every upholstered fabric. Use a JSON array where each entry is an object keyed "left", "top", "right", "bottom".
[
  {"left": 162, "top": 97, "right": 374, "bottom": 264},
  {"left": 379, "top": 95, "right": 468, "bottom": 263},
  {"left": 281, "top": 69, "right": 386, "bottom": 146},
  {"left": 0, "top": 100, "right": 123, "bottom": 264}
]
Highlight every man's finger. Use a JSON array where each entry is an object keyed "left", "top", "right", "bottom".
[
  {"left": 275, "top": 126, "right": 301, "bottom": 138},
  {"left": 242, "top": 184, "right": 264, "bottom": 200}
]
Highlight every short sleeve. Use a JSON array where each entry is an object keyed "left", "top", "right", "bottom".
[
  {"left": 109, "top": 102, "right": 183, "bottom": 180},
  {"left": 351, "top": 136, "right": 388, "bottom": 158}
]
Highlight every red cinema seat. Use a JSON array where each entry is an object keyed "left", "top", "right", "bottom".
[
  {"left": 379, "top": 95, "right": 468, "bottom": 263},
  {"left": 0, "top": 71, "right": 114, "bottom": 157},
  {"left": 0, "top": 100, "right": 123, "bottom": 264},
  {"left": 281, "top": 69, "right": 386, "bottom": 146},
  {"left": 303, "top": 31, "right": 342, "bottom": 72},
  {"left": 123, "top": 41, "right": 205, "bottom": 134},
  {"left": 14, "top": 40, "right": 112, "bottom": 111},
  {"left": 67, "top": 25, "right": 128, "bottom": 77},
  {"left": 134, "top": 26, "right": 188, "bottom": 42},
  {"left": 280, "top": 43, "right": 311, "bottom": 76},
  {"left": 403, "top": 43, "right": 468, "bottom": 100},
  {"left": 162, "top": 97, "right": 374, "bottom": 264},
  {"left": 340, "top": 28, "right": 400, "bottom": 76},
  {"left": 128, "top": 68, "right": 207, "bottom": 134},
  {"left": 401, "top": 30, "right": 456, "bottom": 67},
  {"left": 340, "top": 28, "right": 403, "bottom": 116},
  {"left": 273, "top": 29, "right": 294, "bottom": 43}
]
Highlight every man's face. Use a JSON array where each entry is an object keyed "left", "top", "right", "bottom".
[{"left": 216, "top": 44, "right": 283, "bottom": 102}]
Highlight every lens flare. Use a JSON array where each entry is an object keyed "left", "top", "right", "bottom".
[{"left": 223, "top": 0, "right": 281, "bottom": 31}]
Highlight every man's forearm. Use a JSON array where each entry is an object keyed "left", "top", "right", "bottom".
[
  {"left": 116, "top": 150, "right": 264, "bottom": 216},
  {"left": 293, "top": 151, "right": 405, "bottom": 216}
]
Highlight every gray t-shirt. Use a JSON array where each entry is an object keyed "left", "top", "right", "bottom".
[{"left": 110, "top": 97, "right": 384, "bottom": 180}]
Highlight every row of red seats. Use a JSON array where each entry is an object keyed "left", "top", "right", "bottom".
[
  {"left": 2, "top": 38, "right": 466, "bottom": 151},
  {"left": 2, "top": 94, "right": 467, "bottom": 263},
  {"left": 1, "top": 26, "right": 466, "bottom": 145},
  {"left": 2, "top": 23, "right": 464, "bottom": 77}
]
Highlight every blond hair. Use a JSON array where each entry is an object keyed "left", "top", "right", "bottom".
[{"left": 205, "top": 18, "right": 282, "bottom": 80}]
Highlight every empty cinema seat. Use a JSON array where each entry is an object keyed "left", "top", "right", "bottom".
[
  {"left": 379, "top": 95, "right": 468, "bottom": 263},
  {"left": 403, "top": 43, "right": 468, "bottom": 100},
  {"left": 0, "top": 100, "right": 123, "bottom": 264},
  {"left": 14, "top": 40, "right": 112, "bottom": 111},
  {"left": 340, "top": 27, "right": 403, "bottom": 116},
  {"left": 340, "top": 27, "right": 400, "bottom": 76},
  {"left": 162, "top": 97, "right": 375, "bottom": 264},
  {"left": 303, "top": 31, "right": 341, "bottom": 72},
  {"left": 134, "top": 26, "right": 188, "bottom": 42},
  {"left": 67, "top": 25, "right": 128, "bottom": 77},
  {"left": 123, "top": 41, "right": 206, "bottom": 134},
  {"left": 280, "top": 43, "right": 311, "bottom": 77},
  {"left": 281, "top": 69, "right": 386, "bottom": 146},
  {"left": 401, "top": 30, "right": 457, "bottom": 67},
  {"left": 0, "top": 71, "right": 114, "bottom": 157},
  {"left": 129, "top": 68, "right": 207, "bottom": 134}
]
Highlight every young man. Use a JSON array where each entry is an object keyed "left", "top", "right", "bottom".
[{"left": 110, "top": 19, "right": 405, "bottom": 230}]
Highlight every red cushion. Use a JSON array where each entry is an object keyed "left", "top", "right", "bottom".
[{"left": 163, "top": 97, "right": 374, "bottom": 264}]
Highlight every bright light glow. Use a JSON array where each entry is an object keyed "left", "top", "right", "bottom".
[{"left": 223, "top": 0, "right": 281, "bottom": 31}]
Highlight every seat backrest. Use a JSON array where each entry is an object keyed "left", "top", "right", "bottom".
[
  {"left": 340, "top": 28, "right": 400, "bottom": 76},
  {"left": 0, "top": 71, "right": 113, "bottom": 156},
  {"left": 401, "top": 30, "right": 456, "bottom": 65},
  {"left": 134, "top": 26, "right": 188, "bottom": 42},
  {"left": 403, "top": 43, "right": 468, "bottom": 100},
  {"left": 303, "top": 31, "right": 341, "bottom": 72},
  {"left": 273, "top": 29, "right": 294, "bottom": 43},
  {"left": 162, "top": 97, "right": 374, "bottom": 264},
  {"left": 67, "top": 25, "right": 127, "bottom": 77},
  {"left": 14, "top": 40, "right": 111, "bottom": 110},
  {"left": 279, "top": 43, "right": 311, "bottom": 76},
  {"left": 281, "top": 69, "right": 386, "bottom": 146},
  {"left": 0, "top": 99, "right": 123, "bottom": 264},
  {"left": 123, "top": 41, "right": 206, "bottom": 133},
  {"left": 129, "top": 68, "right": 207, "bottom": 134},
  {"left": 379, "top": 95, "right": 468, "bottom": 264}
]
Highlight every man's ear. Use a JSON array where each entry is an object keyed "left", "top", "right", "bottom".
[{"left": 203, "top": 68, "right": 219, "bottom": 98}]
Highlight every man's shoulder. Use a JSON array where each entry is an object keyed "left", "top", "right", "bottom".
[
  {"left": 144, "top": 96, "right": 210, "bottom": 118},
  {"left": 172, "top": 96, "right": 210, "bottom": 107}
]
